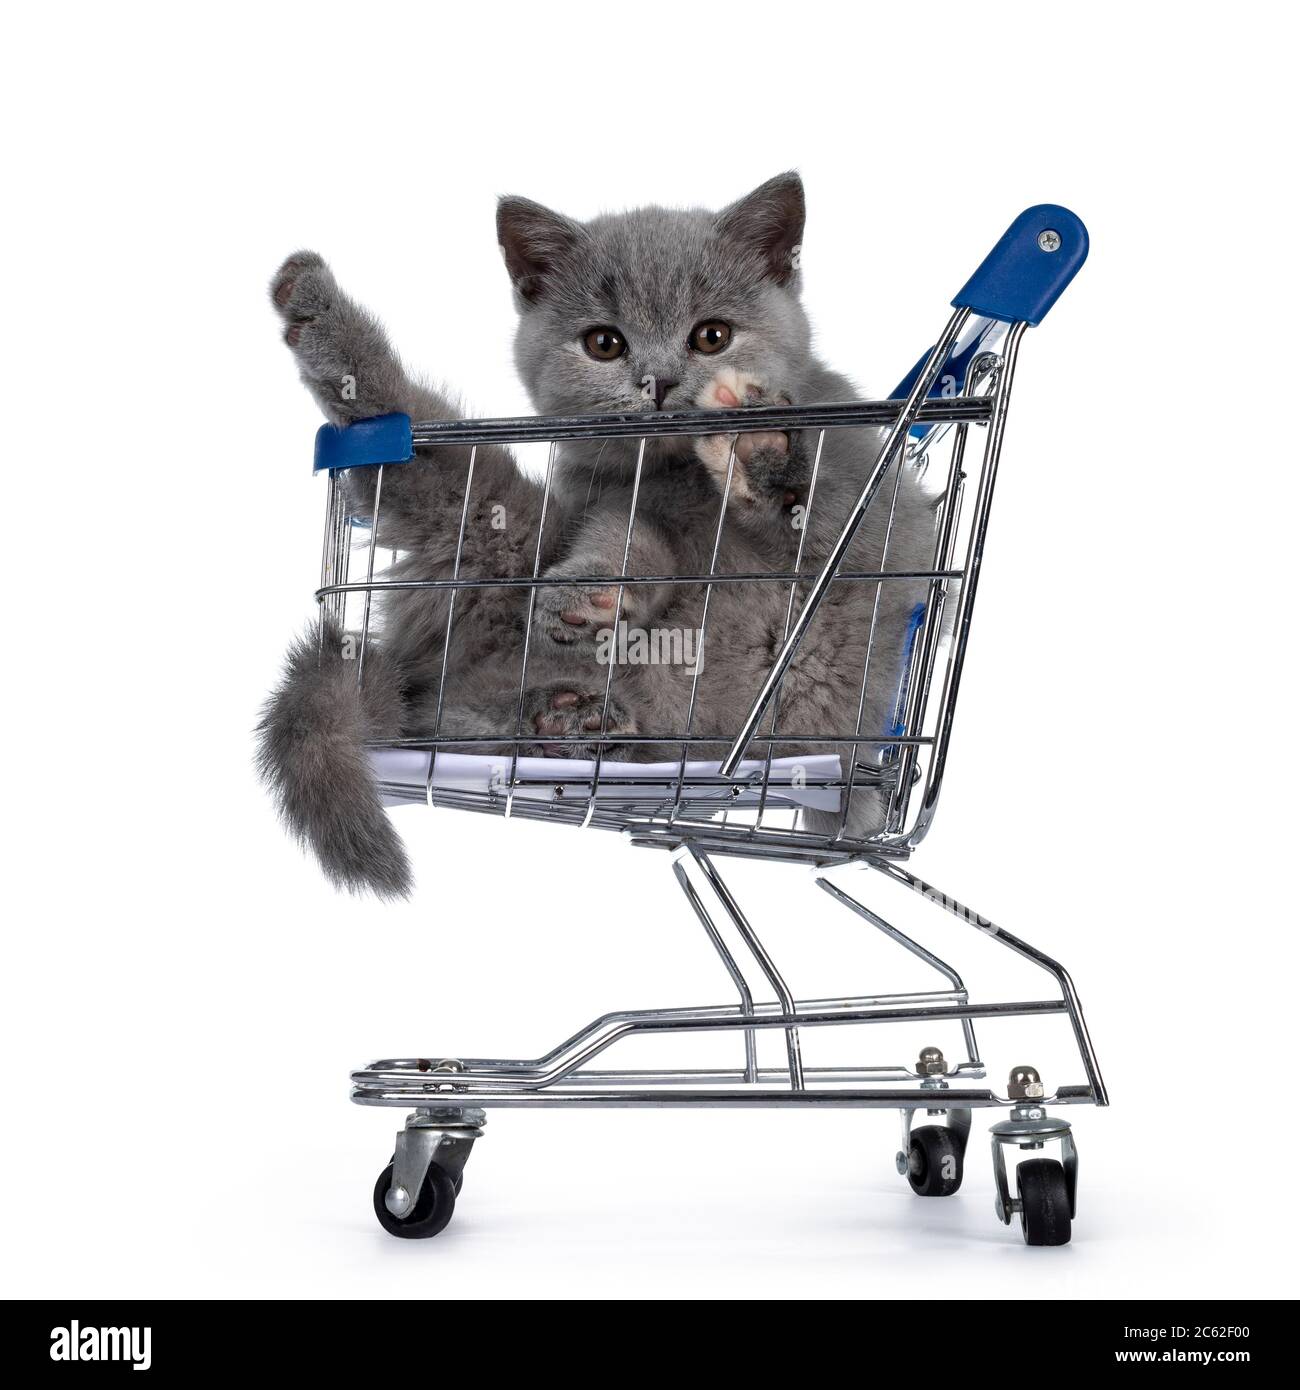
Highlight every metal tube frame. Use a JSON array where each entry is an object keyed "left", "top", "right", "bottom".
[{"left": 351, "top": 850, "right": 1106, "bottom": 1113}]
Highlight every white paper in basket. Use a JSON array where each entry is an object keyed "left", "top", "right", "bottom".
[{"left": 369, "top": 749, "right": 843, "bottom": 813}]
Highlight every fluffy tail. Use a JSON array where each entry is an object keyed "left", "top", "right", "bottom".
[{"left": 256, "top": 619, "right": 412, "bottom": 899}]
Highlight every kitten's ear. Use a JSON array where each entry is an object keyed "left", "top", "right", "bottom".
[
  {"left": 497, "top": 196, "right": 586, "bottom": 303},
  {"left": 715, "top": 172, "right": 805, "bottom": 286}
]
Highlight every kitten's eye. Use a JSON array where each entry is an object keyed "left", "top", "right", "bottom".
[
  {"left": 583, "top": 327, "right": 627, "bottom": 361},
  {"left": 689, "top": 320, "right": 732, "bottom": 354}
]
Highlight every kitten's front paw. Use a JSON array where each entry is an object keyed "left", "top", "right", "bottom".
[
  {"left": 533, "top": 573, "right": 626, "bottom": 645},
  {"left": 694, "top": 369, "right": 797, "bottom": 505},
  {"left": 271, "top": 251, "right": 335, "bottom": 342},
  {"left": 270, "top": 250, "right": 363, "bottom": 392},
  {"left": 525, "top": 685, "right": 639, "bottom": 758}
]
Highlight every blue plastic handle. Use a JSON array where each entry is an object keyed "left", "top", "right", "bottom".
[
  {"left": 313, "top": 412, "right": 413, "bottom": 472},
  {"left": 952, "top": 205, "right": 1088, "bottom": 325}
]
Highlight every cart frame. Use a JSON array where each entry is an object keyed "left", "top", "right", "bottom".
[{"left": 305, "top": 206, "right": 1104, "bottom": 1244}]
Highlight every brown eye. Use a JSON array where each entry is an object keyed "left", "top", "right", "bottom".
[
  {"left": 689, "top": 320, "right": 731, "bottom": 354},
  {"left": 583, "top": 326, "right": 626, "bottom": 360}
]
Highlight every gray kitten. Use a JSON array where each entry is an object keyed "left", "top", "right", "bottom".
[{"left": 258, "top": 174, "right": 941, "bottom": 897}]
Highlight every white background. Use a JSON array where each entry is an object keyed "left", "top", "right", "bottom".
[{"left": 3, "top": 1, "right": 1297, "bottom": 1300}]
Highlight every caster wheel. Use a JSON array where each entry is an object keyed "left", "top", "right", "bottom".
[
  {"left": 906, "top": 1124, "right": 964, "bottom": 1196},
  {"left": 373, "top": 1161, "right": 457, "bottom": 1239},
  {"left": 1017, "top": 1157, "right": 1072, "bottom": 1246}
]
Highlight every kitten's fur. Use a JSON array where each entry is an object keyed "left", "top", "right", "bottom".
[{"left": 258, "top": 174, "right": 940, "bottom": 897}]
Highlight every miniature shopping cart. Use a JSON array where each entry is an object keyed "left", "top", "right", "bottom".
[{"left": 311, "top": 206, "right": 1106, "bottom": 1246}]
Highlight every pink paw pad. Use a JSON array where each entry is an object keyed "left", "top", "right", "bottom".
[{"left": 559, "top": 588, "right": 617, "bottom": 626}]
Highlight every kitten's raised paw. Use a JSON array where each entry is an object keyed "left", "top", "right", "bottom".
[
  {"left": 269, "top": 251, "right": 341, "bottom": 356},
  {"left": 526, "top": 685, "right": 638, "bottom": 758},
  {"left": 694, "top": 368, "right": 794, "bottom": 502}
]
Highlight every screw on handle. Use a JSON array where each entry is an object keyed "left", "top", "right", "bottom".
[{"left": 951, "top": 205, "right": 1088, "bottom": 326}]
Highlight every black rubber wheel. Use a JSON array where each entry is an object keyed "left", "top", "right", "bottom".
[
  {"left": 1017, "top": 1157, "right": 1072, "bottom": 1246},
  {"left": 372, "top": 1161, "right": 457, "bottom": 1239},
  {"left": 907, "top": 1124, "right": 964, "bottom": 1196}
]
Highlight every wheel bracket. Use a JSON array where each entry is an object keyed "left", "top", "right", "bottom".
[
  {"left": 896, "top": 1071, "right": 972, "bottom": 1176},
  {"left": 386, "top": 1107, "right": 485, "bottom": 1218},
  {"left": 990, "top": 1105, "right": 1077, "bottom": 1224}
]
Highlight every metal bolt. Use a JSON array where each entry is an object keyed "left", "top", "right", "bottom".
[
  {"left": 895, "top": 1150, "right": 909, "bottom": 1175},
  {"left": 916, "top": 1046, "right": 947, "bottom": 1076},
  {"left": 434, "top": 1058, "right": 465, "bottom": 1073},
  {"left": 384, "top": 1185, "right": 412, "bottom": 1217},
  {"left": 1007, "top": 1064, "right": 1045, "bottom": 1100},
  {"left": 969, "top": 352, "right": 1001, "bottom": 387},
  {"left": 1037, "top": 229, "right": 1062, "bottom": 253}
]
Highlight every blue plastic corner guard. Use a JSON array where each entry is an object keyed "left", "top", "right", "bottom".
[
  {"left": 313, "top": 412, "right": 414, "bottom": 472},
  {"left": 951, "top": 205, "right": 1088, "bottom": 326}
]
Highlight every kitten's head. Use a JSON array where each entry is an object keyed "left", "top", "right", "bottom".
[{"left": 497, "top": 173, "right": 812, "bottom": 435}]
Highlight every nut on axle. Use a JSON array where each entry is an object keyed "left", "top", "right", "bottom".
[{"left": 1007, "top": 1064, "right": 1044, "bottom": 1100}]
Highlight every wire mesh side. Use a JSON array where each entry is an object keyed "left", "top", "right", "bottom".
[{"left": 316, "top": 372, "right": 1019, "bottom": 861}]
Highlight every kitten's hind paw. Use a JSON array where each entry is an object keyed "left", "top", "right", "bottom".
[
  {"left": 526, "top": 685, "right": 639, "bottom": 759},
  {"left": 532, "top": 563, "right": 640, "bottom": 646}
]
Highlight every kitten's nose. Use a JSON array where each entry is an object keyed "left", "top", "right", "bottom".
[{"left": 652, "top": 377, "right": 679, "bottom": 409}]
